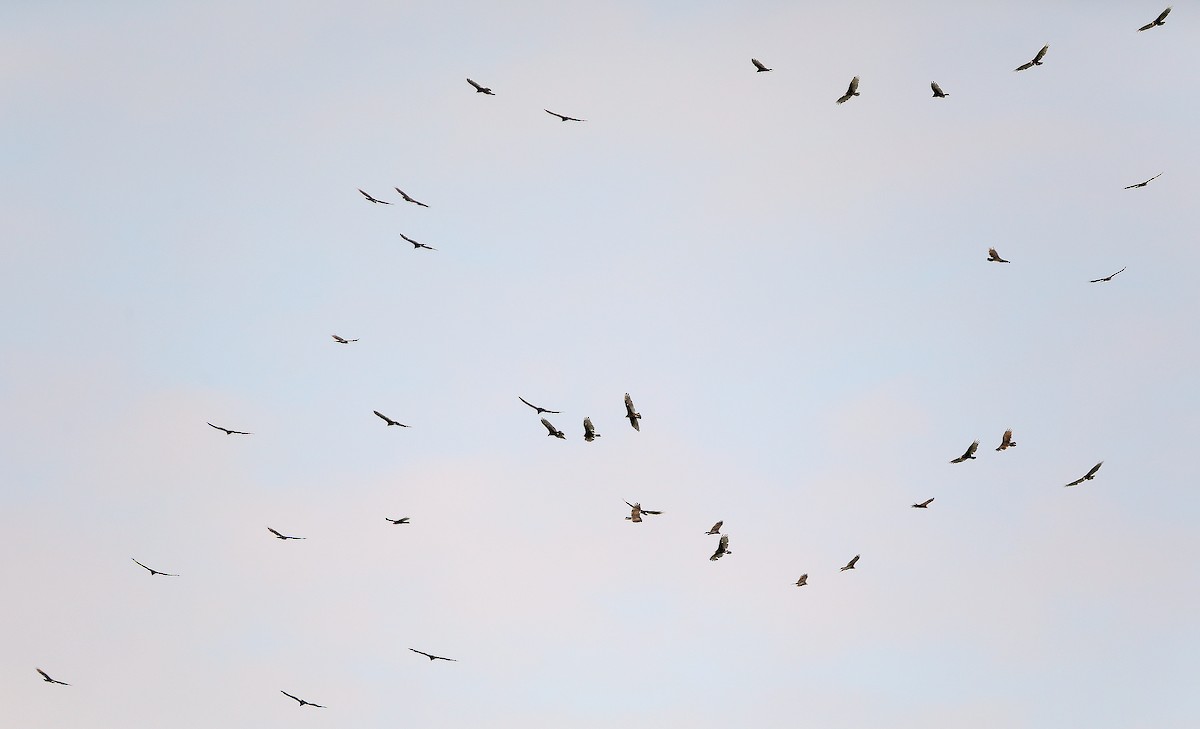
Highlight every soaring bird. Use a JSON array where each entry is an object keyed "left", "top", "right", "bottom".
[
  {"left": 541, "top": 418, "right": 566, "bottom": 439},
  {"left": 1124, "top": 173, "right": 1162, "bottom": 189},
  {"left": 358, "top": 189, "right": 391, "bottom": 204},
  {"left": 583, "top": 417, "right": 600, "bottom": 442},
  {"left": 208, "top": 422, "right": 251, "bottom": 435},
  {"left": 267, "top": 527, "right": 305, "bottom": 541},
  {"left": 705, "top": 521, "right": 723, "bottom": 535},
  {"left": 281, "top": 690, "right": 325, "bottom": 708},
  {"left": 950, "top": 440, "right": 980, "bottom": 463},
  {"left": 518, "top": 397, "right": 560, "bottom": 415},
  {"left": 131, "top": 558, "right": 178, "bottom": 577},
  {"left": 1065, "top": 462, "right": 1103, "bottom": 487},
  {"left": 399, "top": 232, "right": 436, "bottom": 251},
  {"left": 751, "top": 58, "right": 772, "bottom": 72},
  {"left": 930, "top": 81, "right": 948, "bottom": 98},
  {"left": 1014, "top": 45, "right": 1049, "bottom": 71},
  {"left": 1090, "top": 267, "right": 1127, "bottom": 283},
  {"left": 840, "top": 555, "right": 860, "bottom": 571},
  {"left": 373, "top": 411, "right": 410, "bottom": 427},
  {"left": 709, "top": 534, "right": 731, "bottom": 561},
  {"left": 836, "top": 76, "right": 860, "bottom": 104},
  {"left": 996, "top": 429, "right": 1017, "bottom": 451},
  {"left": 331, "top": 334, "right": 358, "bottom": 344},
  {"left": 385, "top": 517, "right": 410, "bottom": 525},
  {"left": 394, "top": 187, "right": 429, "bottom": 207},
  {"left": 1138, "top": 7, "right": 1171, "bottom": 31},
  {"left": 410, "top": 648, "right": 457, "bottom": 662},
  {"left": 466, "top": 78, "right": 495, "bottom": 95},
  {"left": 36, "top": 669, "right": 69, "bottom": 686},
  {"left": 624, "top": 393, "right": 642, "bottom": 431},
  {"left": 987, "top": 247, "right": 1010, "bottom": 263},
  {"left": 795, "top": 574, "right": 808, "bottom": 587},
  {"left": 911, "top": 498, "right": 934, "bottom": 509},
  {"left": 544, "top": 109, "right": 585, "bottom": 122},
  {"left": 625, "top": 501, "right": 663, "bottom": 523}
]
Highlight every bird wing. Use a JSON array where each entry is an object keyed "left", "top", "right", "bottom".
[
  {"left": 544, "top": 109, "right": 565, "bottom": 119},
  {"left": 1014, "top": 60, "right": 1034, "bottom": 71},
  {"left": 37, "top": 668, "right": 53, "bottom": 681},
  {"left": 1085, "top": 461, "right": 1103, "bottom": 479},
  {"left": 1065, "top": 475, "right": 1086, "bottom": 487},
  {"left": 847, "top": 555, "right": 860, "bottom": 568},
  {"left": 132, "top": 558, "right": 151, "bottom": 572},
  {"left": 931, "top": 81, "right": 943, "bottom": 96},
  {"left": 921, "top": 498, "right": 935, "bottom": 507},
  {"left": 999, "top": 429, "right": 1013, "bottom": 448},
  {"left": 583, "top": 417, "right": 595, "bottom": 438},
  {"left": 207, "top": 422, "right": 229, "bottom": 433},
  {"left": 751, "top": 58, "right": 768, "bottom": 71},
  {"left": 1033, "top": 45, "right": 1049, "bottom": 62},
  {"left": 281, "top": 691, "right": 302, "bottom": 703},
  {"left": 540, "top": 418, "right": 558, "bottom": 434},
  {"left": 332, "top": 335, "right": 346, "bottom": 343},
  {"left": 708, "top": 521, "right": 723, "bottom": 533},
  {"left": 466, "top": 78, "right": 482, "bottom": 90},
  {"left": 1138, "top": 21, "right": 1156, "bottom": 31},
  {"left": 848, "top": 76, "right": 859, "bottom": 94},
  {"left": 1158, "top": 7, "right": 1172, "bottom": 23},
  {"left": 399, "top": 232, "right": 418, "bottom": 246},
  {"left": 796, "top": 574, "right": 808, "bottom": 585},
  {"left": 624, "top": 393, "right": 636, "bottom": 414},
  {"left": 965, "top": 440, "right": 980, "bottom": 457},
  {"left": 988, "top": 247, "right": 1001, "bottom": 259},
  {"left": 641, "top": 509, "right": 663, "bottom": 515},
  {"left": 373, "top": 410, "right": 391, "bottom": 424}
]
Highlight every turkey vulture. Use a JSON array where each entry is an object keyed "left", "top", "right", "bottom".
[
  {"left": 709, "top": 534, "right": 731, "bottom": 561},
  {"left": 410, "top": 648, "right": 457, "bottom": 662},
  {"left": 836, "top": 76, "right": 860, "bottom": 104},
  {"left": 1090, "top": 267, "right": 1126, "bottom": 283},
  {"left": 541, "top": 418, "right": 566, "bottom": 439},
  {"left": 358, "top": 189, "right": 391, "bottom": 204},
  {"left": 267, "top": 527, "right": 305, "bottom": 541},
  {"left": 583, "top": 417, "right": 600, "bottom": 442},
  {"left": 544, "top": 109, "right": 585, "bottom": 122},
  {"left": 911, "top": 498, "right": 934, "bottom": 508},
  {"left": 987, "top": 247, "right": 1010, "bottom": 263},
  {"left": 131, "top": 558, "right": 178, "bottom": 577},
  {"left": 466, "top": 78, "right": 495, "bottom": 95},
  {"left": 394, "top": 187, "right": 429, "bottom": 207},
  {"left": 751, "top": 58, "right": 772, "bottom": 72},
  {"left": 208, "top": 422, "right": 251, "bottom": 435},
  {"left": 373, "top": 410, "right": 409, "bottom": 427},
  {"left": 1138, "top": 7, "right": 1171, "bottom": 31},
  {"left": 625, "top": 501, "right": 663, "bottom": 523},
  {"left": 281, "top": 690, "right": 325, "bottom": 708},
  {"left": 624, "top": 393, "right": 642, "bottom": 431},
  {"left": 331, "top": 334, "right": 357, "bottom": 344},
  {"left": 705, "top": 521, "right": 723, "bottom": 535},
  {"left": 931, "top": 81, "right": 948, "bottom": 98},
  {"left": 518, "top": 397, "right": 559, "bottom": 415},
  {"left": 795, "top": 574, "right": 808, "bottom": 587},
  {"left": 950, "top": 440, "right": 980, "bottom": 463},
  {"left": 840, "top": 555, "right": 860, "bottom": 571},
  {"left": 399, "top": 232, "right": 436, "bottom": 251},
  {"left": 36, "top": 669, "right": 69, "bottom": 686},
  {"left": 385, "top": 517, "right": 410, "bottom": 525},
  {"left": 1065, "top": 462, "right": 1103, "bottom": 487},
  {"left": 996, "top": 429, "right": 1017, "bottom": 451},
  {"left": 1124, "top": 173, "right": 1162, "bottom": 189},
  {"left": 1014, "top": 45, "right": 1049, "bottom": 71}
]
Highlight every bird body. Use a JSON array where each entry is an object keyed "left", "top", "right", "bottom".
[
  {"left": 466, "top": 78, "right": 494, "bottom": 95},
  {"left": 541, "top": 418, "right": 566, "bottom": 438},
  {"left": 950, "top": 440, "right": 980, "bottom": 463},
  {"left": 911, "top": 498, "right": 934, "bottom": 508},
  {"left": 931, "top": 81, "right": 948, "bottom": 98},
  {"left": 37, "top": 668, "right": 69, "bottom": 685},
  {"left": 624, "top": 393, "right": 642, "bottom": 431},
  {"left": 840, "top": 555, "right": 860, "bottom": 571},
  {"left": 706, "top": 521, "right": 723, "bottom": 535},
  {"left": 1139, "top": 7, "right": 1171, "bottom": 31},
  {"left": 795, "top": 574, "right": 808, "bottom": 587},
  {"left": 1014, "top": 45, "right": 1049, "bottom": 71},
  {"left": 1065, "top": 461, "right": 1103, "bottom": 487},
  {"left": 751, "top": 58, "right": 772, "bottom": 72},
  {"left": 836, "top": 76, "right": 860, "bottom": 104},
  {"left": 373, "top": 410, "right": 409, "bottom": 427},
  {"left": 996, "top": 429, "right": 1017, "bottom": 451},
  {"left": 987, "top": 247, "right": 1010, "bottom": 263},
  {"left": 710, "top": 534, "right": 731, "bottom": 561},
  {"left": 583, "top": 417, "right": 600, "bottom": 442}
]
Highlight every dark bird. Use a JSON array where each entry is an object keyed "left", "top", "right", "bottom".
[
  {"left": 625, "top": 501, "right": 663, "bottom": 523},
  {"left": 1138, "top": 7, "right": 1171, "bottom": 31},
  {"left": 36, "top": 669, "right": 69, "bottom": 686},
  {"left": 399, "top": 232, "right": 436, "bottom": 251},
  {"left": 518, "top": 396, "right": 560, "bottom": 415},
  {"left": 996, "top": 429, "right": 1017, "bottom": 451},
  {"left": 385, "top": 517, "right": 410, "bottom": 525},
  {"left": 373, "top": 410, "right": 409, "bottom": 428},
  {"left": 836, "top": 76, "right": 860, "bottom": 104},
  {"left": 394, "top": 187, "right": 429, "bottom": 207},
  {"left": 751, "top": 58, "right": 772, "bottom": 72},
  {"left": 541, "top": 417, "right": 566, "bottom": 439},
  {"left": 911, "top": 498, "right": 935, "bottom": 509},
  {"left": 705, "top": 521, "right": 723, "bottom": 535},
  {"left": 1014, "top": 45, "right": 1049, "bottom": 71},
  {"left": 840, "top": 555, "right": 860, "bottom": 571},
  {"left": 583, "top": 417, "right": 600, "bottom": 442},
  {"left": 208, "top": 422, "right": 251, "bottom": 435},
  {"left": 1065, "top": 461, "right": 1103, "bottom": 487},
  {"left": 267, "top": 527, "right": 305, "bottom": 541},
  {"left": 950, "top": 440, "right": 980, "bottom": 463},
  {"left": 281, "top": 690, "right": 325, "bottom": 708},
  {"left": 1090, "top": 267, "right": 1127, "bottom": 283},
  {"left": 1124, "top": 173, "right": 1162, "bottom": 189},
  {"left": 931, "top": 81, "right": 948, "bottom": 98},
  {"left": 709, "top": 534, "right": 731, "bottom": 561},
  {"left": 410, "top": 648, "right": 457, "bottom": 662},
  {"left": 466, "top": 78, "right": 495, "bottom": 95},
  {"left": 331, "top": 334, "right": 358, "bottom": 344},
  {"left": 624, "top": 393, "right": 642, "bottom": 431},
  {"left": 544, "top": 109, "right": 585, "bottom": 122},
  {"left": 131, "top": 558, "right": 178, "bottom": 577},
  {"left": 358, "top": 189, "right": 391, "bottom": 204},
  {"left": 795, "top": 574, "right": 808, "bottom": 587},
  {"left": 987, "top": 247, "right": 1010, "bottom": 263}
]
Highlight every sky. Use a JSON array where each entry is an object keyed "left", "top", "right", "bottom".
[{"left": 2, "top": 1, "right": 1198, "bottom": 727}]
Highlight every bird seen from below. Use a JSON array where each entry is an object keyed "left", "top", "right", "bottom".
[
  {"left": 911, "top": 498, "right": 935, "bottom": 509},
  {"left": 399, "top": 232, "right": 436, "bottom": 250},
  {"left": 710, "top": 534, "right": 731, "bottom": 561},
  {"left": 996, "top": 429, "right": 1017, "bottom": 451},
  {"left": 1014, "top": 44, "right": 1049, "bottom": 71},
  {"left": 373, "top": 410, "right": 409, "bottom": 427},
  {"left": 1065, "top": 462, "right": 1103, "bottom": 487},
  {"left": 840, "top": 555, "right": 860, "bottom": 571},
  {"left": 131, "top": 558, "right": 178, "bottom": 577},
  {"left": 36, "top": 669, "right": 69, "bottom": 686},
  {"left": 544, "top": 109, "right": 585, "bottom": 122},
  {"left": 751, "top": 58, "right": 772, "bottom": 72},
  {"left": 1138, "top": 7, "right": 1171, "bottom": 31},
  {"left": 987, "top": 247, "right": 1010, "bottom": 263},
  {"left": 1090, "top": 267, "right": 1127, "bottom": 283},
  {"left": 624, "top": 393, "right": 642, "bottom": 431},
  {"left": 207, "top": 422, "right": 251, "bottom": 435},
  {"left": 795, "top": 574, "right": 808, "bottom": 587},
  {"left": 518, "top": 396, "right": 559, "bottom": 415},
  {"left": 706, "top": 521, "right": 723, "bottom": 535},
  {"left": 931, "top": 81, "right": 948, "bottom": 98},
  {"left": 357, "top": 189, "right": 391, "bottom": 204},
  {"left": 410, "top": 648, "right": 457, "bottom": 662},
  {"left": 331, "top": 334, "right": 357, "bottom": 344},
  {"left": 625, "top": 502, "right": 663, "bottom": 523},
  {"left": 836, "top": 76, "right": 860, "bottom": 104},
  {"left": 541, "top": 418, "right": 566, "bottom": 439},
  {"left": 385, "top": 517, "right": 410, "bottom": 525},
  {"left": 393, "top": 187, "right": 429, "bottom": 207},
  {"left": 466, "top": 78, "right": 494, "bottom": 95},
  {"left": 950, "top": 440, "right": 980, "bottom": 463},
  {"left": 1124, "top": 173, "right": 1162, "bottom": 189},
  {"left": 280, "top": 691, "right": 324, "bottom": 708},
  {"left": 583, "top": 417, "right": 599, "bottom": 442},
  {"left": 267, "top": 527, "right": 305, "bottom": 541}
]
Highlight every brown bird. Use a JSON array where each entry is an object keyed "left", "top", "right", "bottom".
[
  {"left": 931, "top": 81, "right": 948, "bottom": 98},
  {"left": 281, "top": 690, "right": 325, "bottom": 708},
  {"left": 950, "top": 440, "right": 980, "bottom": 463},
  {"left": 1014, "top": 45, "right": 1049, "bottom": 71},
  {"left": 911, "top": 498, "right": 934, "bottom": 508},
  {"left": 410, "top": 648, "right": 457, "bottom": 662},
  {"left": 358, "top": 189, "right": 391, "bottom": 204},
  {"left": 131, "top": 558, "right": 178, "bottom": 577},
  {"left": 795, "top": 574, "right": 808, "bottom": 587},
  {"left": 394, "top": 187, "right": 429, "bottom": 207},
  {"left": 1138, "top": 7, "right": 1171, "bottom": 31},
  {"left": 541, "top": 418, "right": 566, "bottom": 439},
  {"left": 625, "top": 501, "right": 663, "bottom": 523},
  {"left": 996, "top": 429, "right": 1017, "bottom": 451},
  {"left": 624, "top": 393, "right": 642, "bottom": 431},
  {"left": 374, "top": 410, "right": 409, "bottom": 427},
  {"left": 987, "top": 247, "right": 1010, "bottom": 263},
  {"left": 751, "top": 58, "right": 772, "bottom": 72},
  {"left": 836, "top": 76, "right": 860, "bottom": 104},
  {"left": 385, "top": 517, "right": 410, "bottom": 525},
  {"left": 208, "top": 422, "right": 251, "bottom": 435},
  {"left": 36, "top": 668, "right": 69, "bottom": 686},
  {"left": 840, "top": 555, "right": 860, "bottom": 571},
  {"left": 1124, "top": 173, "right": 1162, "bottom": 189},
  {"left": 466, "top": 78, "right": 495, "bottom": 95},
  {"left": 1065, "top": 462, "right": 1103, "bottom": 487},
  {"left": 705, "top": 521, "right": 723, "bottom": 535},
  {"left": 518, "top": 397, "right": 560, "bottom": 415},
  {"left": 399, "top": 232, "right": 436, "bottom": 251},
  {"left": 267, "top": 527, "right": 305, "bottom": 541},
  {"left": 544, "top": 109, "right": 585, "bottom": 122},
  {"left": 709, "top": 534, "right": 731, "bottom": 561},
  {"left": 331, "top": 334, "right": 358, "bottom": 344},
  {"left": 1090, "top": 267, "right": 1126, "bottom": 283},
  {"left": 583, "top": 417, "right": 600, "bottom": 442}
]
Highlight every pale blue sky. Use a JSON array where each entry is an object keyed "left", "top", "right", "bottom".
[{"left": 3, "top": 2, "right": 1198, "bottom": 727}]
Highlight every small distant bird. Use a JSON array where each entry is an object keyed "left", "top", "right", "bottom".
[
  {"left": 705, "top": 521, "right": 723, "bottom": 535},
  {"left": 1014, "top": 45, "right": 1049, "bottom": 71},
  {"left": 950, "top": 440, "right": 980, "bottom": 463},
  {"left": 208, "top": 422, "right": 251, "bottom": 435},
  {"left": 131, "top": 558, "right": 178, "bottom": 577},
  {"left": 331, "top": 334, "right": 358, "bottom": 344},
  {"left": 410, "top": 648, "right": 457, "bottom": 662},
  {"left": 374, "top": 410, "right": 409, "bottom": 427},
  {"left": 541, "top": 418, "right": 566, "bottom": 439},
  {"left": 518, "top": 397, "right": 560, "bottom": 415},
  {"left": 394, "top": 187, "right": 429, "bottom": 207},
  {"left": 795, "top": 574, "right": 808, "bottom": 587},
  {"left": 709, "top": 534, "right": 731, "bottom": 561},
  {"left": 1138, "top": 7, "right": 1171, "bottom": 31},
  {"left": 358, "top": 189, "right": 391, "bottom": 204},
  {"left": 1090, "top": 267, "right": 1127, "bottom": 283},
  {"left": 996, "top": 429, "right": 1017, "bottom": 451},
  {"left": 624, "top": 393, "right": 642, "bottom": 431},
  {"left": 37, "top": 669, "right": 69, "bottom": 686},
  {"left": 911, "top": 498, "right": 935, "bottom": 509},
  {"left": 840, "top": 555, "right": 860, "bottom": 571},
  {"left": 399, "top": 232, "right": 436, "bottom": 251},
  {"left": 751, "top": 58, "right": 772, "bottom": 72},
  {"left": 267, "top": 527, "right": 305, "bottom": 541},
  {"left": 1124, "top": 173, "right": 1162, "bottom": 189},
  {"left": 385, "top": 517, "right": 410, "bottom": 525},
  {"left": 987, "top": 247, "right": 1010, "bottom": 263},
  {"left": 583, "top": 417, "right": 600, "bottom": 442},
  {"left": 931, "top": 81, "right": 948, "bottom": 98},
  {"left": 466, "top": 78, "right": 494, "bottom": 95},
  {"left": 625, "top": 501, "right": 663, "bottom": 523},
  {"left": 1065, "top": 461, "right": 1103, "bottom": 487},
  {"left": 281, "top": 690, "right": 325, "bottom": 708},
  {"left": 836, "top": 76, "right": 860, "bottom": 104},
  {"left": 544, "top": 109, "right": 585, "bottom": 122}
]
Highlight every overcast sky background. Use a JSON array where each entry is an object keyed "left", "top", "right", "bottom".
[{"left": 3, "top": 1, "right": 1198, "bottom": 727}]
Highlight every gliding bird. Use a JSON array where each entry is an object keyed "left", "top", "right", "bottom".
[
  {"left": 373, "top": 411, "right": 410, "bottom": 427},
  {"left": 624, "top": 393, "right": 642, "bottom": 431},
  {"left": 399, "top": 232, "right": 436, "bottom": 250},
  {"left": 836, "top": 76, "right": 860, "bottom": 104},
  {"left": 331, "top": 334, "right": 358, "bottom": 344},
  {"left": 751, "top": 58, "right": 772, "bottom": 72},
  {"left": 358, "top": 189, "right": 391, "bottom": 204},
  {"left": 394, "top": 187, "right": 429, "bottom": 207},
  {"left": 840, "top": 555, "right": 860, "bottom": 571},
  {"left": 1014, "top": 45, "right": 1049, "bottom": 71},
  {"left": 1138, "top": 7, "right": 1171, "bottom": 31},
  {"left": 583, "top": 417, "right": 600, "bottom": 442},
  {"left": 996, "top": 429, "right": 1017, "bottom": 451},
  {"left": 541, "top": 418, "right": 566, "bottom": 439},
  {"left": 1090, "top": 267, "right": 1126, "bottom": 283},
  {"left": 518, "top": 397, "right": 560, "bottom": 415},
  {"left": 466, "top": 78, "right": 495, "bottom": 95},
  {"left": 544, "top": 109, "right": 585, "bottom": 122},
  {"left": 950, "top": 440, "right": 980, "bottom": 463},
  {"left": 410, "top": 648, "right": 457, "bottom": 662},
  {"left": 36, "top": 669, "right": 69, "bottom": 686},
  {"left": 706, "top": 521, "right": 723, "bottom": 535},
  {"left": 912, "top": 498, "right": 934, "bottom": 509},
  {"left": 208, "top": 422, "right": 251, "bottom": 435},
  {"left": 267, "top": 527, "right": 305, "bottom": 541},
  {"left": 710, "top": 534, "right": 731, "bottom": 561},
  {"left": 1124, "top": 173, "right": 1162, "bottom": 189},
  {"left": 1065, "top": 462, "right": 1103, "bottom": 487},
  {"left": 931, "top": 81, "right": 948, "bottom": 98},
  {"left": 281, "top": 691, "right": 325, "bottom": 708},
  {"left": 131, "top": 558, "right": 178, "bottom": 577},
  {"left": 987, "top": 247, "right": 1010, "bottom": 263}
]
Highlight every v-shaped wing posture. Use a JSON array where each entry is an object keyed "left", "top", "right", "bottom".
[
  {"left": 541, "top": 418, "right": 566, "bottom": 438},
  {"left": 545, "top": 109, "right": 585, "bottom": 122},
  {"left": 709, "top": 534, "right": 731, "bottom": 561},
  {"left": 705, "top": 521, "right": 723, "bottom": 535},
  {"left": 281, "top": 690, "right": 325, "bottom": 708},
  {"left": 208, "top": 422, "right": 251, "bottom": 435},
  {"left": 358, "top": 189, "right": 391, "bottom": 204},
  {"left": 911, "top": 498, "right": 934, "bottom": 508},
  {"left": 624, "top": 393, "right": 642, "bottom": 431},
  {"left": 518, "top": 396, "right": 559, "bottom": 414},
  {"left": 950, "top": 440, "right": 980, "bottom": 463},
  {"left": 840, "top": 554, "right": 860, "bottom": 571},
  {"left": 394, "top": 187, "right": 429, "bottom": 207},
  {"left": 583, "top": 417, "right": 600, "bottom": 442},
  {"left": 1065, "top": 461, "right": 1103, "bottom": 487},
  {"left": 1124, "top": 173, "right": 1162, "bottom": 189},
  {"left": 374, "top": 410, "right": 410, "bottom": 427},
  {"left": 1138, "top": 7, "right": 1171, "bottom": 31},
  {"left": 836, "top": 76, "right": 860, "bottom": 104},
  {"left": 996, "top": 429, "right": 1017, "bottom": 451},
  {"left": 1090, "top": 267, "right": 1126, "bottom": 283},
  {"left": 410, "top": 648, "right": 457, "bottom": 662},
  {"left": 331, "top": 334, "right": 358, "bottom": 344},
  {"left": 399, "top": 232, "right": 436, "bottom": 250},
  {"left": 1014, "top": 45, "right": 1049, "bottom": 71},
  {"left": 37, "top": 668, "right": 69, "bottom": 685},
  {"left": 386, "top": 517, "right": 410, "bottom": 525},
  {"left": 267, "top": 527, "right": 305, "bottom": 540},
  {"left": 466, "top": 78, "right": 495, "bottom": 95},
  {"left": 132, "top": 558, "right": 178, "bottom": 577},
  {"left": 795, "top": 574, "right": 808, "bottom": 587},
  {"left": 987, "top": 247, "right": 1010, "bottom": 263},
  {"left": 751, "top": 58, "right": 772, "bottom": 72},
  {"left": 931, "top": 81, "right": 948, "bottom": 98}
]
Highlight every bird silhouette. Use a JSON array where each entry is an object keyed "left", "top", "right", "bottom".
[
  {"left": 1124, "top": 173, "right": 1162, "bottom": 189},
  {"left": 751, "top": 58, "right": 772, "bottom": 72},
  {"left": 1090, "top": 267, "right": 1126, "bottom": 283},
  {"left": 625, "top": 502, "right": 663, "bottom": 523},
  {"left": 267, "top": 527, "right": 305, "bottom": 540},
  {"left": 1014, "top": 45, "right": 1049, "bottom": 71},
  {"left": 358, "top": 189, "right": 391, "bottom": 204},
  {"left": 131, "top": 558, "right": 178, "bottom": 577},
  {"left": 541, "top": 418, "right": 566, "bottom": 439},
  {"left": 208, "top": 422, "right": 251, "bottom": 435},
  {"left": 911, "top": 498, "right": 935, "bottom": 509},
  {"left": 795, "top": 574, "right": 808, "bottom": 587},
  {"left": 466, "top": 78, "right": 494, "bottom": 95},
  {"left": 709, "top": 534, "right": 731, "bottom": 561},
  {"left": 36, "top": 669, "right": 69, "bottom": 685},
  {"left": 705, "top": 521, "right": 723, "bottom": 535},
  {"left": 1138, "top": 7, "right": 1171, "bottom": 31},
  {"left": 840, "top": 555, "right": 860, "bottom": 571},
  {"left": 281, "top": 690, "right": 325, "bottom": 708},
  {"left": 373, "top": 410, "right": 409, "bottom": 427},
  {"left": 996, "top": 429, "right": 1017, "bottom": 451},
  {"left": 931, "top": 81, "right": 948, "bottom": 98},
  {"left": 1065, "top": 462, "right": 1103, "bottom": 487},
  {"left": 518, "top": 397, "right": 560, "bottom": 415},
  {"left": 950, "top": 440, "right": 980, "bottom": 463},
  {"left": 624, "top": 393, "right": 642, "bottom": 431},
  {"left": 410, "top": 648, "right": 457, "bottom": 662},
  {"left": 836, "top": 76, "right": 860, "bottom": 104},
  {"left": 583, "top": 417, "right": 600, "bottom": 442},
  {"left": 399, "top": 232, "right": 436, "bottom": 251},
  {"left": 393, "top": 187, "right": 429, "bottom": 207},
  {"left": 331, "top": 334, "right": 358, "bottom": 344},
  {"left": 386, "top": 517, "right": 410, "bottom": 525},
  {"left": 544, "top": 109, "right": 585, "bottom": 122},
  {"left": 987, "top": 247, "right": 1010, "bottom": 263}
]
